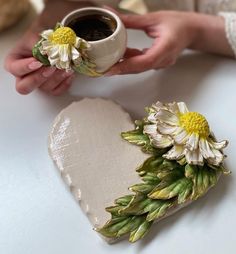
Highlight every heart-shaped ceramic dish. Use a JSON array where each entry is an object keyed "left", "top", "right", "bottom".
[
  {"left": 48, "top": 98, "right": 228, "bottom": 243},
  {"left": 48, "top": 98, "right": 149, "bottom": 242}
]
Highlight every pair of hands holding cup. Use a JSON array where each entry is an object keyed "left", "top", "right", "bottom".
[{"left": 4, "top": 1, "right": 232, "bottom": 95}]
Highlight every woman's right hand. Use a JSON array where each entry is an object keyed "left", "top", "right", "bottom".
[
  {"left": 4, "top": 0, "right": 97, "bottom": 95},
  {"left": 5, "top": 30, "right": 74, "bottom": 95},
  {"left": 4, "top": 31, "right": 75, "bottom": 95}
]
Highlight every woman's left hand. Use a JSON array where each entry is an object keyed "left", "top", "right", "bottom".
[{"left": 106, "top": 10, "right": 233, "bottom": 75}]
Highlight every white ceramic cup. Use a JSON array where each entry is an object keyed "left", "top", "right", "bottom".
[{"left": 61, "top": 7, "right": 127, "bottom": 73}]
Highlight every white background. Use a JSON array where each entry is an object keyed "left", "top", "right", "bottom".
[{"left": 0, "top": 1, "right": 236, "bottom": 253}]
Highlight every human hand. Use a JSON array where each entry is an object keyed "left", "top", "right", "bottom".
[
  {"left": 4, "top": 0, "right": 96, "bottom": 95},
  {"left": 4, "top": 32, "right": 75, "bottom": 95},
  {"left": 106, "top": 11, "right": 197, "bottom": 76},
  {"left": 106, "top": 11, "right": 198, "bottom": 75},
  {"left": 107, "top": 10, "right": 233, "bottom": 75}
]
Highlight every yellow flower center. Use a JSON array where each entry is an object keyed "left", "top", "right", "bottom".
[
  {"left": 50, "top": 27, "right": 76, "bottom": 45},
  {"left": 179, "top": 112, "right": 210, "bottom": 138}
]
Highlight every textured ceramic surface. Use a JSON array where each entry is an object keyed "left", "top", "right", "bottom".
[
  {"left": 48, "top": 98, "right": 149, "bottom": 241},
  {"left": 61, "top": 8, "right": 127, "bottom": 73}
]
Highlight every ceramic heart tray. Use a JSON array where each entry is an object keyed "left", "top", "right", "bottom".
[{"left": 48, "top": 98, "right": 229, "bottom": 243}]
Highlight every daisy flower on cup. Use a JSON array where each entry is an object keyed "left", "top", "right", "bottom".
[
  {"left": 143, "top": 102, "right": 228, "bottom": 167},
  {"left": 39, "top": 25, "right": 90, "bottom": 71}
]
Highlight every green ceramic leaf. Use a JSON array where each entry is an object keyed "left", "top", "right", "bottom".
[
  {"left": 141, "top": 172, "right": 160, "bottom": 184},
  {"left": 190, "top": 166, "right": 220, "bottom": 200},
  {"left": 177, "top": 180, "right": 193, "bottom": 204},
  {"left": 105, "top": 215, "right": 130, "bottom": 225},
  {"left": 97, "top": 217, "right": 131, "bottom": 238},
  {"left": 119, "top": 194, "right": 152, "bottom": 215},
  {"left": 121, "top": 120, "right": 159, "bottom": 154},
  {"left": 157, "top": 168, "right": 184, "bottom": 184},
  {"left": 106, "top": 205, "right": 125, "bottom": 217},
  {"left": 136, "top": 156, "right": 164, "bottom": 175},
  {"left": 117, "top": 216, "right": 145, "bottom": 237},
  {"left": 115, "top": 195, "right": 134, "bottom": 206},
  {"left": 72, "top": 60, "right": 102, "bottom": 77},
  {"left": 159, "top": 159, "right": 179, "bottom": 171},
  {"left": 32, "top": 40, "right": 50, "bottom": 66},
  {"left": 129, "top": 220, "right": 153, "bottom": 243},
  {"left": 121, "top": 129, "right": 152, "bottom": 152},
  {"left": 148, "top": 178, "right": 192, "bottom": 200},
  {"left": 129, "top": 183, "right": 157, "bottom": 194},
  {"left": 185, "top": 164, "right": 196, "bottom": 179},
  {"left": 146, "top": 200, "right": 173, "bottom": 221}
]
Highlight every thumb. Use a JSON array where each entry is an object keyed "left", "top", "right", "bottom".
[{"left": 105, "top": 38, "right": 168, "bottom": 75}]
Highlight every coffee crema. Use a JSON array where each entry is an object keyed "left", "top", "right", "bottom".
[{"left": 68, "top": 14, "right": 117, "bottom": 41}]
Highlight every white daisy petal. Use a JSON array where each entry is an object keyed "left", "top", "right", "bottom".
[
  {"left": 168, "top": 102, "right": 180, "bottom": 115},
  {"left": 41, "top": 29, "right": 53, "bottom": 39},
  {"left": 173, "top": 129, "right": 189, "bottom": 145},
  {"left": 59, "top": 45, "right": 70, "bottom": 62},
  {"left": 177, "top": 102, "right": 189, "bottom": 114},
  {"left": 75, "top": 37, "right": 81, "bottom": 48},
  {"left": 48, "top": 57, "right": 58, "bottom": 66},
  {"left": 186, "top": 133, "right": 199, "bottom": 151},
  {"left": 143, "top": 124, "right": 157, "bottom": 136},
  {"left": 185, "top": 149, "right": 204, "bottom": 166},
  {"left": 147, "top": 113, "right": 157, "bottom": 123},
  {"left": 41, "top": 40, "right": 52, "bottom": 48},
  {"left": 82, "top": 39, "right": 91, "bottom": 49},
  {"left": 48, "top": 46, "right": 59, "bottom": 58},
  {"left": 151, "top": 134, "right": 173, "bottom": 148},
  {"left": 152, "top": 101, "right": 164, "bottom": 111},
  {"left": 144, "top": 124, "right": 172, "bottom": 148},
  {"left": 157, "top": 123, "right": 179, "bottom": 135},
  {"left": 209, "top": 140, "right": 228, "bottom": 150},
  {"left": 207, "top": 149, "right": 224, "bottom": 166},
  {"left": 163, "top": 145, "right": 185, "bottom": 160},
  {"left": 155, "top": 109, "right": 179, "bottom": 126},
  {"left": 71, "top": 47, "right": 80, "bottom": 61},
  {"left": 199, "top": 138, "right": 215, "bottom": 159}
]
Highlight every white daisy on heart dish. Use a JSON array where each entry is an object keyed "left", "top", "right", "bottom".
[
  {"left": 39, "top": 25, "right": 90, "bottom": 71},
  {"left": 143, "top": 102, "right": 228, "bottom": 166}
]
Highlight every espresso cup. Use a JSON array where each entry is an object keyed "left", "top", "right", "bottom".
[{"left": 61, "top": 7, "right": 127, "bottom": 73}]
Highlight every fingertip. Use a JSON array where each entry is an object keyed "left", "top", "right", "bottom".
[
  {"left": 5, "top": 56, "right": 43, "bottom": 77},
  {"left": 15, "top": 84, "right": 32, "bottom": 95}
]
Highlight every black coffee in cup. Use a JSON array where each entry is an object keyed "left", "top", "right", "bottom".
[{"left": 68, "top": 14, "right": 117, "bottom": 41}]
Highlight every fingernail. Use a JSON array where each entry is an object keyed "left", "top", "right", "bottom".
[
  {"left": 28, "top": 61, "right": 43, "bottom": 70},
  {"left": 62, "top": 70, "right": 74, "bottom": 78},
  {"left": 42, "top": 67, "right": 56, "bottom": 78}
]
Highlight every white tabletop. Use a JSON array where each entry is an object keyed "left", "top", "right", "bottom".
[{"left": 0, "top": 3, "right": 236, "bottom": 254}]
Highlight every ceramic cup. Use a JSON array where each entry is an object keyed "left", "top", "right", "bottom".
[{"left": 61, "top": 7, "right": 127, "bottom": 73}]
